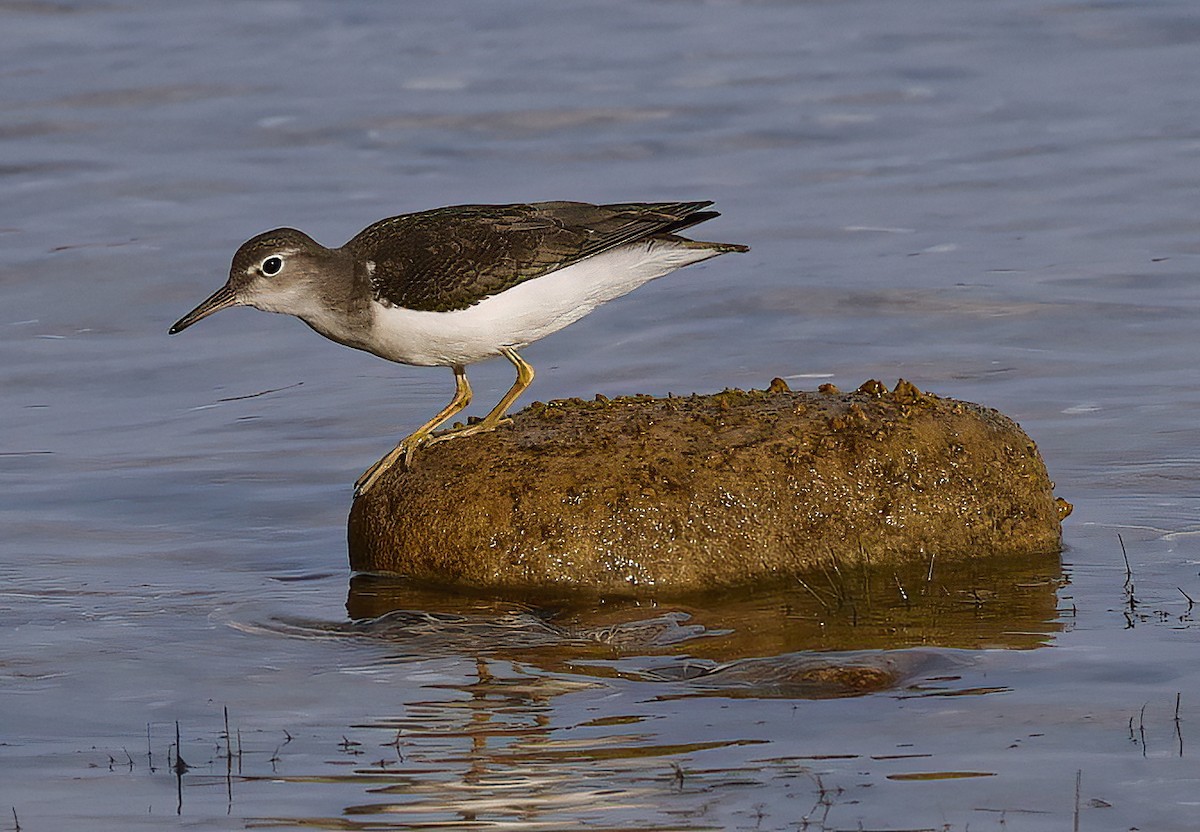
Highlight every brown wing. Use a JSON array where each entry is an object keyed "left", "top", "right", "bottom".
[{"left": 344, "top": 201, "right": 720, "bottom": 313}]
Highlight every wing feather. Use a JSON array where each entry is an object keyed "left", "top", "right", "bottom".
[{"left": 346, "top": 201, "right": 723, "bottom": 312}]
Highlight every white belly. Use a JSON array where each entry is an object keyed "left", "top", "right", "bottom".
[{"left": 366, "top": 239, "right": 720, "bottom": 366}]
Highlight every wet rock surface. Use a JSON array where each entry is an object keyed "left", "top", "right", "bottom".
[{"left": 348, "top": 379, "right": 1070, "bottom": 594}]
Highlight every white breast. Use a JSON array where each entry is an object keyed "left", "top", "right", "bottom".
[{"left": 366, "top": 239, "right": 722, "bottom": 367}]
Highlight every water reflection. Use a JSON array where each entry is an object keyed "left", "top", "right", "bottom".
[
  {"left": 239, "top": 659, "right": 774, "bottom": 830},
  {"left": 247, "top": 548, "right": 1066, "bottom": 699},
  {"left": 207, "top": 552, "right": 1068, "bottom": 827},
  {"left": 346, "top": 547, "right": 1061, "bottom": 642}
]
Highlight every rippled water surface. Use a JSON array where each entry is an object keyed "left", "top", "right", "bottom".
[{"left": 4, "top": 1, "right": 1200, "bottom": 829}]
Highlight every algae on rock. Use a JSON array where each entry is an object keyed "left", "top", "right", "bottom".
[{"left": 348, "top": 379, "right": 1070, "bottom": 594}]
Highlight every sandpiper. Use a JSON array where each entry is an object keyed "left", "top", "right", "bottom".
[{"left": 169, "top": 201, "right": 748, "bottom": 496}]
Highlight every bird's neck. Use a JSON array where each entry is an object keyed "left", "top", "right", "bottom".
[{"left": 291, "top": 252, "right": 375, "bottom": 350}]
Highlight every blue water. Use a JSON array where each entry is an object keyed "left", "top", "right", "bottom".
[{"left": 4, "top": 1, "right": 1200, "bottom": 829}]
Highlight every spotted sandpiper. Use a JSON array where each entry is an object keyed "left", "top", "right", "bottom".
[{"left": 169, "top": 200, "right": 748, "bottom": 496}]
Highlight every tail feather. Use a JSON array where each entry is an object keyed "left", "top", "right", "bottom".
[
  {"left": 653, "top": 206, "right": 749, "bottom": 253},
  {"left": 656, "top": 232, "right": 750, "bottom": 254}
]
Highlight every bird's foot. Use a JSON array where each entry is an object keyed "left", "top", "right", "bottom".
[
  {"left": 424, "top": 416, "right": 513, "bottom": 447},
  {"left": 355, "top": 419, "right": 514, "bottom": 498},
  {"left": 354, "top": 435, "right": 425, "bottom": 498}
]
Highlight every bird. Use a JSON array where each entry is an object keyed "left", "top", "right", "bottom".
[{"left": 169, "top": 200, "right": 748, "bottom": 497}]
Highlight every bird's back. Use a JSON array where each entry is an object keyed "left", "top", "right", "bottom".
[{"left": 346, "top": 201, "right": 745, "bottom": 313}]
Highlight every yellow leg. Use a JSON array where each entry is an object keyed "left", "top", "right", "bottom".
[
  {"left": 426, "top": 348, "right": 536, "bottom": 445},
  {"left": 354, "top": 365, "right": 472, "bottom": 497}
]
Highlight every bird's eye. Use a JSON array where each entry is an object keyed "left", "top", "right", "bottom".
[{"left": 261, "top": 256, "right": 284, "bottom": 276}]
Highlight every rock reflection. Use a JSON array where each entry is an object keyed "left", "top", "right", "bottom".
[
  {"left": 259, "top": 547, "right": 1066, "bottom": 699},
  {"left": 235, "top": 551, "right": 1064, "bottom": 828},
  {"left": 345, "top": 547, "right": 1062, "bottom": 648}
]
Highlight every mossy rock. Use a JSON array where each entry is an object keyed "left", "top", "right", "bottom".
[{"left": 348, "top": 379, "right": 1070, "bottom": 594}]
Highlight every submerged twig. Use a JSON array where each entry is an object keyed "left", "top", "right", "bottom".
[
  {"left": 173, "top": 721, "right": 189, "bottom": 775},
  {"left": 216, "top": 381, "right": 303, "bottom": 403},
  {"left": 1175, "top": 692, "right": 1184, "bottom": 758},
  {"left": 825, "top": 546, "right": 847, "bottom": 603},
  {"left": 223, "top": 707, "right": 233, "bottom": 811},
  {"left": 670, "top": 761, "right": 685, "bottom": 791},
  {"left": 174, "top": 721, "right": 187, "bottom": 817},
  {"left": 383, "top": 729, "right": 406, "bottom": 763},
  {"left": 795, "top": 576, "right": 832, "bottom": 612},
  {"left": 1073, "top": 769, "right": 1081, "bottom": 832},
  {"left": 1118, "top": 534, "right": 1138, "bottom": 628},
  {"left": 801, "top": 772, "right": 839, "bottom": 829}
]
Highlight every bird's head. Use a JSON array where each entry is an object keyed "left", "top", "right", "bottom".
[{"left": 169, "top": 228, "right": 343, "bottom": 334}]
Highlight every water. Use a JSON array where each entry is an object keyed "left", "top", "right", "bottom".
[{"left": 3, "top": 0, "right": 1200, "bottom": 828}]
